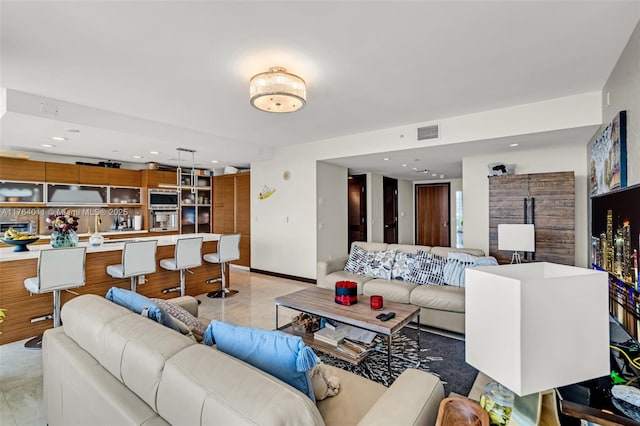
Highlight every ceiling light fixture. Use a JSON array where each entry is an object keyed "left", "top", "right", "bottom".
[
  {"left": 402, "top": 164, "right": 407, "bottom": 167},
  {"left": 52, "top": 136, "right": 67, "bottom": 141},
  {"left": 383, "top": 157, "right": 390, "bottom": 161},
  {"left": 211, "top": 160, "right": 219, "bottom": 164},
  {"left": 510, "top": 143, "right": 519, "bottom": 147},
  {"left": 41, "top": 144, "right": 55, "bottom": 148},
  {"left": 132, "top": 155, "right": 143, "bottom": 159},
  {"left": 249, "top": 67, "right": 306, "bottom": 113},
  {"left": 150, "top": 151, "right": 160, "bottom": 155},
  {"left": 66, "top": 129, "right": 80, "bottom": 133}
]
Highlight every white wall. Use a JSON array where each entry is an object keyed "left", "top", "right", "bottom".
[
  {"left": 252, "top": 92, "right": 601, "bottom": 279},
  {"left": 596, "top": 20, "right": 639, "bottom": 187},
  {"left": 413, "top": 178, "right": 462, "bottom": 246},
  {"left": 367, "top": 173, "right": 384, "bottom": 242},
  {"left": 250, "top": 156, "right": 318, "bottom": 278},
  {"left": 316, "top": 162, "right": 348, "bottom": 261},
  {"left": 397, "top": 178, "right": 414, "bottom": 244},
  {"left": 462, "top": 144, "right": 589, "bottom": 267}
]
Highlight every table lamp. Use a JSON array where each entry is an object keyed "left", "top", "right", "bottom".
[
  {"left": 465, "top": 263, "right": 609, "bottom": 425},
  {"left": 498, "top": 224, "right": 535, "bottom": 264}
]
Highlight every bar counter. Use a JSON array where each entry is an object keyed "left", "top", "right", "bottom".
[{"left": 0, "top": 233, "right": 223, "bottom": 344}]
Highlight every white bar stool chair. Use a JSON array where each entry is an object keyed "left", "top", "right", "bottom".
[
  {"left": 106, "top": 240, "right": 158, "bottom": 292},
  {"left": 203, "top": 233, "right": 241, "bottom": 298},
  {"left": 24, "top": 246, "right": 87, "bottom": 349},
  {"left": 159, "top": 236, "right": 203, "bottom": 296}
]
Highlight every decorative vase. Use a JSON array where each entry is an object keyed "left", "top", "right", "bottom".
[
  {"left": 89, "top": 231, "right": 104, "bottom": 247},
  {"left": 50, "top": 230, "right": 79, "bottom": 248}
]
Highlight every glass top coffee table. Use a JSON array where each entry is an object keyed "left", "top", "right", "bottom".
[{"left": 275, "top": 286, "right": 420, "bottom": 379}]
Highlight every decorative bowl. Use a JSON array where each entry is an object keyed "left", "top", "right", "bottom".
[{"left": 1, "top": 237, "right": 40, "bottom": 252}]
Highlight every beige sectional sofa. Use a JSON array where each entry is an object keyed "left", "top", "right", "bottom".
[
  {"left": 317, "top": 242, "right": 485, "bottom": 334},
  {"left": 43, "top": 294, "right": 445, "bottom": 425}
]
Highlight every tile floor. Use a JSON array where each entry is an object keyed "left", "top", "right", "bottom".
[{"left": 0, "top": 268, "right": 488, "bottom": 425}]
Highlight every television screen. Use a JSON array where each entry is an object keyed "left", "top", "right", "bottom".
[{"left": 591, "top": 183, "right": 640, "bottom": 340}]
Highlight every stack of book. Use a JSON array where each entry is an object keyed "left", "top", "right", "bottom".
[
  {"left": 313, "top": 324, "right": 352, "bottom": 346},
  {"left": 336, "top": 339, "right": 374, "bottom": 359}
]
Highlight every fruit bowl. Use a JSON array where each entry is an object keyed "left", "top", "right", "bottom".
[{"left": 1, "top": 237, "right": 40, "bottom": 252}]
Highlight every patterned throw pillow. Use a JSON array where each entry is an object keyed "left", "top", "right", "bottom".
[
  {"left": 151, "top": 298, "right": 207, "bottom": 342},
  {"left": 409, "top": 251, "right": 446, "bottom": 285},
  {"left": 344, "top": 245, "right": 368, "bottom": 274},
  {"left": 362, "top": 249, "right": 396, "bottom": 280},
  {"left": 391, "top": 252, "right": 417, "bottom": 281},
  {"left": 443, "top": 253, "right": 478, "bottom": 287}
]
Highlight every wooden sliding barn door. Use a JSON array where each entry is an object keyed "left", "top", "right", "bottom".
[
  {"left": 489, "top": 171, "right": 575, "bottom": 265},
  {"left": 415, "top": 183, "right": 450, "bottom": 247}
]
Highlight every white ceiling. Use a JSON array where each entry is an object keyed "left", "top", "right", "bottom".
[{"left": 1, "top": 1, "right": 639, "bottom": 179}]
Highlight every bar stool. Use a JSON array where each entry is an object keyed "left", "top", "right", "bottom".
[
  {"left": 203, "top": 233, "right": 241, "bottom": 298},
  {"left": 23, "top": 246, "right": 87, "bottom": 349},
  {"left": 106, "top": 240, "right": 157, "bottom": 292},
  {"left": 159, "top": 236, "right": 203, "bottom": 296}
]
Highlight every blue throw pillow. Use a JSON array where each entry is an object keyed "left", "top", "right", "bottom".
[
  {"left": 206, "top": 320, "right": 318, "bottom": 401},
  {"left": 105, "top": 287, "right": 180, "bottom": 332},
  {"left": 409, "top": 251, "right": 446, "bottom": 285}
]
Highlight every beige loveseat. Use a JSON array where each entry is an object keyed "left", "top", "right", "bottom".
[
  {"left": 317, "top": 242, "right": 485, "bottom": 334},
  {"left": 43, "top": 294, "right": 445, "bottom": 425}
]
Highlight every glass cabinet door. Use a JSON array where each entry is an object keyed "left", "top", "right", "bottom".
[
  {"left": 109, "top": 187, "right": 141, "bottom": 204},
  {"left": 0, "top": 181, "right": 45, "bottom": 203}
]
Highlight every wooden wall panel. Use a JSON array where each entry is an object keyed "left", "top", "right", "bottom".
[
  {"left": 212, "top": 173, "right": 251, "bottom": 266},
  {"left": 141, "top": 170, "right": 176, "bottom": 188},
  {"left": 0, "top": 240, "right": 222, "bottom": 345},
  {"left": 488, "top": 171, "right": 575, "bottom": 265}
]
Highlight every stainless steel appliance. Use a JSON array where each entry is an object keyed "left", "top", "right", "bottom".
[
  {"left": 149, "top": 210, "right": 178, "bottom": 232},
  {"left": 149, "top": 189, "right": 179, "bottom": 210},
  {"left": 0, "top": 221, "right": 36, "bottom": 235}
]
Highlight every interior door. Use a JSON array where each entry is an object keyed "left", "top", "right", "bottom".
[
  {"left": 348, "top": 174, "right": 367, "bottom": 248},
  {"left": 383, "top": 177, "right": 398, "bottom": 244},
  {"left": 415, "top": 183, "right": 450, "bottom": 247}
]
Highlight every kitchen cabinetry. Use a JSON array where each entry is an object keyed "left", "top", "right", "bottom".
[
  {"left": 109, "top": 187, "right": 141, "bottom": 205},
  {"left": 107, "top": 168, "right": 141, "bottom": 187},
  {"left": 46, "top": 184, "right": 108, "bottom": 205},
  {"left": 141, "top": 170, "right": 177, "bottom": 188},
  {"left": 0, "top": 158, "right": 45, "bottom": 181},
  {"left": 0, "top": 181, "right": 44, "bottom": 204},
  {"left": 179, "top": 172, "right": 211, "bottom": 234},
  {"left": 45, "top": 162, "right": 79, "bottom": 184},
  {"left": 213, "top": 172, "right": 250, "bottom": 267},
  {"left": 489, "top": 171, "right": 575, "bottom": 265}
]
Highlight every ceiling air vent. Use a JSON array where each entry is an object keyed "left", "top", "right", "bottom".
[{"left": 417, "top": 124, "right": 439, "bottom": 141}]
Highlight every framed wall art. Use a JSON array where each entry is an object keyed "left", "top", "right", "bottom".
[{"left": 590, "top": 110, "right": 627, "bottom": 196}]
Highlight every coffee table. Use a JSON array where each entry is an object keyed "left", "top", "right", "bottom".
[{"left": 274, "top": 286, "right": 420, "bottom": 379}]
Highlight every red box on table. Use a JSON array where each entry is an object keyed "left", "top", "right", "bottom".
[{"left": 335, "top": 281, "right": 358, "bottom": 305}]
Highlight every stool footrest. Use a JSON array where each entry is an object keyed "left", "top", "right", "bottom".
[{"left": 161, "top": 286, "right": 181, "bottom": 294}]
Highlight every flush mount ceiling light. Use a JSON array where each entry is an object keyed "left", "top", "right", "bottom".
[{"left": 249, "top": 67, "right": 306, "bottom": 113}]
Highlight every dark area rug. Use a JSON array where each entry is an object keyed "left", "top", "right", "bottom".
[{"left": 316, "top": 328, "right": 478, "bottom": 396}]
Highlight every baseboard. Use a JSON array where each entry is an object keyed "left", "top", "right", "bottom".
[{"left": 249, "top": 268, "right": 316, "bottom": 284}]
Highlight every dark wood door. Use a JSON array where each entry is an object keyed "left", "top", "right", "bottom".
[
  {"left": 415, "top": 183, "right": 450, "bottom": 247},
  {"left": 383, "top": 177, "right": 398, "bottom": 244},
  {"left": 348, "top": 175, "right": 367, "bottom": 248}
]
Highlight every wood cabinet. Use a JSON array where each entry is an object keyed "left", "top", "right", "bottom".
[
  {"left": 45, "top": 162, "right": 79, "bottom": 183},
  {"left": 213, "top": 172, "right": 250, "bottom": 267},
  {"left": 141, "top": 170, "right": 176, "bottom": 188},
  {"left": 107, "top": 168, "right": 141, "bottom": 187},
  {"left": 0, "top": 158, "right": 45, "bottom": 181},
  {"left": 489, "top": 171, "right": 575, "bottom": 265},
  {"left": 78, "top": 165, "right": 108, "bottom": 185}
]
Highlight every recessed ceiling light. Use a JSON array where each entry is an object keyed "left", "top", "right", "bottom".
[
  {"left": 412, "top": 167, "right": 418, "bottom": 171},
  {"left": 41, "top": 144, "right": 55, "bottom": 148},
  {"left": 132, "top": 155, "right": 143, "bottom": 159},
  {"left": 440, "top": 174, "right": 445, "bottom": 179},
  {"left": 52, "top": 136, "right": 67, "bottom": 141},
  {"left": 432, "top": 173, "right": 437, "bottom": 177},
  {"left": 402, "top": 164, "right": 407, "bottom": 167},
  {"left": 510, "top": 143, "right": 519, "bottom": 147},
  {"left": 211, "top": 160, "right": 219, "bottom": 164},
  {"left": 112, "top": 150, "right": 119, "bottom": 153},
  {"left": 421, "top": 169, "right": 430, "bottom": 174},
  {"left": 383, "top": 157, "right": 390, "bottom": 161},
  {"left": 149, "top": 151, "right": 160, "bottom": 155},
  {"left": 66, "top": 129, "right": 80, "bottom": 133}
]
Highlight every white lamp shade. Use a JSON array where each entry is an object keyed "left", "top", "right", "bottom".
[
  {"left": 498, "top": 224, "right": 535, "bottom": 252},
  {"left": 465, "top": 263, "right": 609, "bottom": 396}
]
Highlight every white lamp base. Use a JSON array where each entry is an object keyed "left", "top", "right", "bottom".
[{"left": 511, "top": 251, "right": 522, "bottom": 264}]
